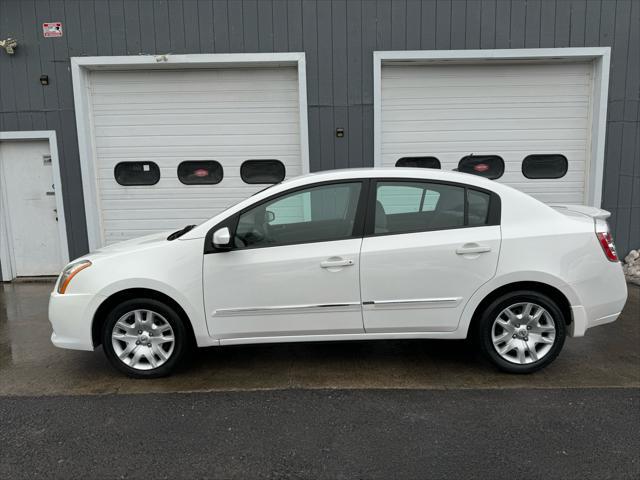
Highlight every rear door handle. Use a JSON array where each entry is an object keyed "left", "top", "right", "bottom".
[
  {"left": 456, "top": 245, "right": 492, "bottom": 255},
  {"left": 320, "top": 259, "right": 354, "bottom": 268}
]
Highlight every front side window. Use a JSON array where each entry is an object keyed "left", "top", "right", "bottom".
[
  {"left": 458, "top": 155, "right": 504, "bottom": 180},
  {"left": 178, "top": 161, "right": 223, "bottom": 185},
  {"left": 241, "top": 160, "right": 286, "bottom": 184},
  {"left": 375, "top": 182, "right": 465, "bottom": 234},
  {"left": 114, "top": 162, "right": 160, "bottom": 186},
  {"left": 235, "top": 182, "right": 362, "bottom": 249}
]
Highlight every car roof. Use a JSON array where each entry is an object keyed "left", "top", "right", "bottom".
[{"left": 282, "top": 167, "right": 503, "bottom": 191}]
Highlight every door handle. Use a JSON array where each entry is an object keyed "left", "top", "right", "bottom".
[
  {"left": 456, "top": 245, "right": 491, "bottom": 255},
  {"left": 320, "top": 259, "right": 354, "bottom": 268}
]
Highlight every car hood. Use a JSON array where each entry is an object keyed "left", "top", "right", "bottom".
[{"left": 86, "top": 231, "right": 173, "bottom": 259}]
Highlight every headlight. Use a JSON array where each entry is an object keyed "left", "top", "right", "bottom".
[{"left": 57, "top": 260, "right": 92, "bottom": 294}]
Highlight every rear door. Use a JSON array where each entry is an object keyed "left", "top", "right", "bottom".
[{"left": 360, "top": 179, "right": 501, "bottom": 332}]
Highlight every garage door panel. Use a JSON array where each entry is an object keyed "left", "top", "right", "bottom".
[
  {"left": 381, "top": 85, "right": 589, "bottom": 100},
  {"left": 382, "top": 106, "right": 590, "bottom": 121},
  {"left": 380, "top": 62, "right": 593, "bottom": 205},
  {"left": 382, "top": 129, "right": 588, "bottom": 143},
  {"left": 94, "top": 134, "right": 299, "bottom": 149},
  {"left": 93, "top": 112, "right": 300, "bottom": 127},
  {"left": 382, "top": 119, "right": 588, "bottom": 132},
  {"left": 95, "top": 123, "right": 299, "bottom": 136},
  {"left": 89, "top": 66, "right": 303, "bottom": 245}
]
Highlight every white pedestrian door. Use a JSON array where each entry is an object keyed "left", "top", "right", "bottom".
[{"left": 0, "top": 140, "right": 63, "bottom": 276}]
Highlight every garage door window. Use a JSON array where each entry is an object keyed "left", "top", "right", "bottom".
[
  {"left": 235, "top": 182, "right": 362, "bottom": 248},
  {"left": 178, "top": 161, "right": 223, "bottom": 185},
  {"left": 241, "top": 160, "right": 286, "bottom": 184},
  {"left": 458, "top": 155, "right": 504, "bottom": 180},
  {"left": 114, "top": 162, "right": 160, "bottom": 186},
  {"left": 522, "top": 154, "right": 568, "bottom": 179},
  {"left": 395, "top": 157, "right": 441, "bottom": 169}
]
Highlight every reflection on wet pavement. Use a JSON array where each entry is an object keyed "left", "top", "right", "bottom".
[{"left": 1, "top": 281, "right": 638, "bottom": 396}]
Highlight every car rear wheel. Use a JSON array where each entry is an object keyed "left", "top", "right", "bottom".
[
  {"left": 476, "top": 291, "right": 566, "bottom": 373},
  {"left": 102, "top": 298, "right": 188, "bottom": 378}
]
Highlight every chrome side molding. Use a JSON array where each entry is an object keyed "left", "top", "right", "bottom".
[
  {"left": 363, "top": 297, "right": 462, "bottom": 308},
  {"left": 213, "top": 302, "right": 361, "bottom": 317}
]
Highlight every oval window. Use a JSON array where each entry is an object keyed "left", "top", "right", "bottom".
[
  {"left": 177, "top": 161, "right": 223, "bottom": 185},
  {"left": 522, "top": 154, "right": 568, "bottom": 179},
  {"left": 458, "top": 155, "right": 505, "bottom": 180},
  {"left": 114, "top": 162, "right": 160, "bottom": 186},
  {"left": 395, "top": 157, "right": 441, "bottom": 169},
  {"left": 240, "top": 160, "right": 286, "bottom": 184}
]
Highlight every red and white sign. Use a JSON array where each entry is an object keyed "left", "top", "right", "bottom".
[{"left": 43, "top": 22, "right": 63, "bottom": 38}]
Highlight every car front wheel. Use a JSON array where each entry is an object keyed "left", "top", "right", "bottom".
[
  {"left": 476, "top": 291, "right": 566, "bottom": 373},
  {"left": 102, "top": 298, "right": 188, "bottom": 378}
]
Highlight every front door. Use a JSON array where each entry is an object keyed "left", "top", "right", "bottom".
[
  {"left": 360, "top": 179, "right": 501, "bottom": 332},
  {"left": 203, "top": 181, "right": 366, "bottom": 340},
  {"left": 0, "top": 140, "right": 63, "bottom": 277}
]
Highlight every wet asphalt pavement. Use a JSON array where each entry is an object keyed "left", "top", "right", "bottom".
[{"left": 0, "top": 282, "right": 639, "bottom": 479}]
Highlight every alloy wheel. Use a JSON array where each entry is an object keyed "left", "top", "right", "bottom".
[
  {"left": 111, "top": 309, "right": 175, "bottom": 370},
  {"left": 490, "top": 302, "right": 556, "bottom": 365}
]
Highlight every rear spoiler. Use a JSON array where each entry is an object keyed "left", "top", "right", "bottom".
[{"left": 548, "top": 204, "right": 611, "bottom": 220}]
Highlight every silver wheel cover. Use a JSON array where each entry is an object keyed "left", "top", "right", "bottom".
[
  {"left": 491, "top": 302, "right": 556, "bottom": 365},
  {"left": 111, "top": 309, "right": 175, "bottom": 370}
]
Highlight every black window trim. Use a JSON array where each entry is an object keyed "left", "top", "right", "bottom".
[
  {"left": 240, "top": 159, "right": 286, "bottom": 185},
  {"left": 457, "top": 154, "right": 505, "bottom": 180},
  {"left": 114, "top": 161, "right": 161, "bottom": 186},
  {"left": 177, "top": 160, "right": 224, "bottom": 185},
  {"left": 363, "top": 177, "right": 501, "bottom": 238},
  {"left": 521, "top": 154, "right": 569, "bottom": 179},
  {"left": 204, "top": 178, "right": 371, "bottom": 254}
]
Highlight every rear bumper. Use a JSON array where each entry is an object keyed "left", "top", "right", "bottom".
[
  {"left": 568, "top": 265, "right": 628, "bottom": 337},
  {"left": 569, "top": 307, "right": 622, "bottom": 337},
  {"left": 49, "top": 292, "right": 100, "bottom": 351}
]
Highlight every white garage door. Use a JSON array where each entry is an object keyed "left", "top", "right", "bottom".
[
  {"left": 88, "top": 67, "right": 302, "bottom": 245},
  {"left": 380, "top": 62, "right": 593, "bottom": 204}
]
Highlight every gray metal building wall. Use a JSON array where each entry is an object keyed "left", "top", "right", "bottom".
[{"left": 0, "top": 0, "right": 638, "bottom": 259}]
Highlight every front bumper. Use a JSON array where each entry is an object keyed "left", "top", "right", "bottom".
[{"left": 49, "top": 292, "right": 101, "bottom": 351}]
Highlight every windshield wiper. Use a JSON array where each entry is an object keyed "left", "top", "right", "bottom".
[{"left": 167, "top": 225, "right": 196, "bottom": 241}]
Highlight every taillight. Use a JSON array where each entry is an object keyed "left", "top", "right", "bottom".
[{"left": 596, "top": 231, "right": 618, "bottom": 262}]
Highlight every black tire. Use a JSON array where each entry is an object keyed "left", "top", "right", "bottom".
[
  {"left": 475, "top": 290, "right": 566, "bottom": 374},
  {"left": 102, "top": 298, "right": 188, "bottom": 378}
]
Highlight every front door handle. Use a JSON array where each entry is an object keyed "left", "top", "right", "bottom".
[
  {"left": 456, "top": 244, "right": 492, "bottom": 255},
  {"left": 320, "top": 258, "right": 354, "bottom": 268}
]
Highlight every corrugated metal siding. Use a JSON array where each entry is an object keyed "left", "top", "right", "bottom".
[{"left": 0, "top": 0, "right": 638, "bottom": 258}]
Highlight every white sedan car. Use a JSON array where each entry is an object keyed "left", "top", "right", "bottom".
[{"left": 49, "top": 168, "right": 628, "bottom": 378}]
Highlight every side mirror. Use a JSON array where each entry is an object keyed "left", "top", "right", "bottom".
[
  {"left": 265, "top": 210, "right": 275, "bottom": 223},
  {"left": 212, "top": 227, "right": 232, "bottom": 249}
]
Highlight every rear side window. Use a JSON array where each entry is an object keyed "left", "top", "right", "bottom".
[
  {"left": 522, "top": 154, "right": 568, "bottom": 179},
  {"left": 114, "top": 162, "right": 160, "bottom": 186},
  {"left": 458, "top": 155, "right": 504, "bottom": 180},
  {"left": 395, "top": 156, "right": 441, "bottom": 169},
  {"left": 178, "top": 161, "right": 223, "bottom": 185},
  {"left": 241, "top": 160, "right": 285, "bottom": 184},
  {"left": 375, "top": 182, "right": 465, "bottom": 234},
  {"left": 373, "top": 181, "right": 498, "bottom": 235}
]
